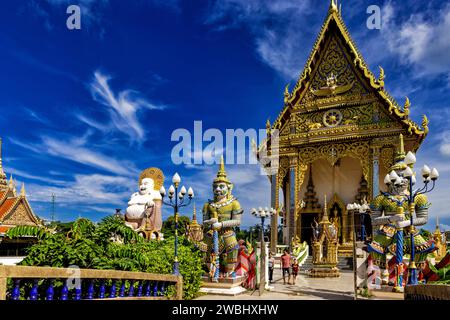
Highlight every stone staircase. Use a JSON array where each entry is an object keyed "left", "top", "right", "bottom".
[
  {"left": 300, "top": 256, "right": 353, "bottom": 273},
  {"left": 337, "top": 257, "right": 353, "bottom": 270},
  {"left": 300, "top": 256, "right": 313, "bottom": 273}
]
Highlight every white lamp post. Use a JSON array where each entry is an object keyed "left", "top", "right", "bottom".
[{"left": 251, "top": 207, "right": 276, "bottom": 296}]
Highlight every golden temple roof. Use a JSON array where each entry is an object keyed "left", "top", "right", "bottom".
[
  {"left": 272, "top": 0, "right": 428, "bottom": 140},
  {"left": 0, "top": 138, "right": 42, "bottom": 232}
]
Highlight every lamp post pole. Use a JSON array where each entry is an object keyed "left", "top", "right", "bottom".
[
  {"left": 352, "top": 208, "right": 357, "bottom": 300},
  {"left": 260, "top": 215, "right": 266, "bottom": 296},
  {"left": 347, "top": 202, "right": 369, "bottom": 300},
  {"left": 160, "top": 173, "right": 194, "bottom": 276},
  {"left": 251, "top": 207, "right": 275, "bottom": 296}
]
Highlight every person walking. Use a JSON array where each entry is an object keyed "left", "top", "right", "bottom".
[
  {"left": 281, "top": 249, "right": 291, "bottom": 285},
  {"left": 268, "top": 253, "right": 275, "bottom": 284},
  {"left": 291, "top": 258, "right": 299, "bottom": 284}
]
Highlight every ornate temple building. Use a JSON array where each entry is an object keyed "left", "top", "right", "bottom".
[
  {"left": 0, "top": 139, "right": 42, "bottom": 264},
  {"left": 259, "top": 1, "right": 428, "bottom": 254}
]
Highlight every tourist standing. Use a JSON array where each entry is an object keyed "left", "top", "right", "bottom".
[
  {"left": 281, "top": 249, "right": 291, "bottom": 285},
  {"left": 291, "top": 258, "right": 299, "bottom": 284},
  {"left": 268, "top": 253, "right": 275, "bottom": 284}
]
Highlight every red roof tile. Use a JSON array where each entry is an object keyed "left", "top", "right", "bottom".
[{"left": 0, "top": 198, "right": 16, "bottom": 220}]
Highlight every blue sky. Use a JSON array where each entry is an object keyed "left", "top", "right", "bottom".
[{"left": 0, "top": 0, "right": 449, "bottom": 231}]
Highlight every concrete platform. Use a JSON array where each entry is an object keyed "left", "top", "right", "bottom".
[
  {"left": 200, "top": 275, "right": 246, "bottom": 296},
  {"left": 199, "top": 286, "right": 247, "bottom": 296}
]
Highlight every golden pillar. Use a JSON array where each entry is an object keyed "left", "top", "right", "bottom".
[
  {"left": 296, "top": 161, "right": 308, "bottom": 241},
  {"left": 270, "top": 173, "right": 279, "bottom": 253},
  {"left": 287, "top": 157, "right": 298, "bottom": 246}
]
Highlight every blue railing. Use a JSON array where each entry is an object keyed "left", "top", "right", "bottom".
[{"left": 0, "top": 265, "right": 183, "bottom": 300}]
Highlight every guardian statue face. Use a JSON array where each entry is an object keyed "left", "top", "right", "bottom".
[
  {"left": 389, "top": 176, "right": 408, "bottom": 196},
  {"left": 139, "top": 178, "right": 154, "bottom": 195},
  {"left": 213, "top": 182, "right": 230, "bottom": 201}
]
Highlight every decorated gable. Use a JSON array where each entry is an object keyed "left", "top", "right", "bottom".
[{"left": 1, "top": 200, "right": 39, "bottom": 227}]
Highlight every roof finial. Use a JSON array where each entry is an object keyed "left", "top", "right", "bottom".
[
  {"left": 403, "top": 97, "right": 410, "bottom": 118},
  {"left": 284, "top": 84, "right": 290, "bottom": 104},
  {"left": 20, "top": 182, "right": 26, "bottom": 197},
  {"left": 8, "top": 174, "right": 15, "bottom": 189},
  {"left": 0, "top": 138, "right": 7, "bottom": 187},
  {"left": 330, "top": 0, "right": 338, "bottom": 12}
]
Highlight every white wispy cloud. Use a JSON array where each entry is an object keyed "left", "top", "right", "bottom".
[
  {"left": 89, "top": 71, "right": 166, "bottom": 143},
  {"left": 10, "top": 135, "right": 138, "bottom": 177},
  {"left": 382, "top": 3, "right": 450, "bottom": 79},
  {"left": 206, "top": 0, "right": 314, "bottom": 79},
  {"left": 26, "top": 173, "right": 133, "bottom": 206},
  {"left": 3, "top": 166, "right": 66, "bottom": 186}
]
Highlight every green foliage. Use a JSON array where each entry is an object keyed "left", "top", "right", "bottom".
[
  {"left": 8, "top": 215, "right": 203, "bottom": 299},
  {"left": 94, "top": 215, "right": 144, "bottom": 245},
  {"left": 47, "top": 221, "right": 74, "bottom": 233},
  {"left": 162, "top": 215, "right": 191, "bottom": 238},
  {"left": 6, "top": 225, "right": 52, "bottom": 241},
  {"left": 69, "top": 218, "right": 96, "bottom": 239},
  {"left": 359, "top": 286, "right": 372, "bottom": 298}
]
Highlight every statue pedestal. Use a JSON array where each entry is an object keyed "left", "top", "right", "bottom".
[
  {"left": 338, "top": 242, "right": 353, "bottom": 257},
  {"left": 200, "top": 276, "right": 246, "bottom": 296},
  {"left": 309, "top": 265, "right": 340, "bottom": 278}
]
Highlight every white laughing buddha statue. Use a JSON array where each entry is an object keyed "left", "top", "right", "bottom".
[{"left": 125, "top": 168, "right": 164, "bottom": 238}]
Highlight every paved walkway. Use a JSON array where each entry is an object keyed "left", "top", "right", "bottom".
[{"left": 196, "top": 268, "right": 356, "bottom": 300}]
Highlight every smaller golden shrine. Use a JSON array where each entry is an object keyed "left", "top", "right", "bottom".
[
  {"left": 433, "top": 217, "right": 447, "bottom": 262},
  {"left": 310, "top": 195, "right": 340, "bottom": 277},
  {"left": 186, "top": 203, "right": 203, "bottom": 243}
]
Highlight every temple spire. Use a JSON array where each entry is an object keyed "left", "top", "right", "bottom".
[
  {"left": 8, "top": 174, "right": 16, "bottom": 195},
  {"left": 322, "top": 194, "right": 329, "bottom": 222},
  {"left": 0, "top": 138, "right": 7, "bottom": 188},
  {"left": 20, "top": 182, "right": 26, "bottom": 197},
  {"left": 192, "top": 202, "right": 197, "bottom": 222}
]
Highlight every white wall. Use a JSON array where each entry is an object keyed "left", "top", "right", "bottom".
[{"left": 0, "top": 256, "right": 25, "bottom": 265}]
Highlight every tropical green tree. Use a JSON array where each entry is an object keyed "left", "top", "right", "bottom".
[
  {"left": 6, "top": 215, "right": 203, "bottom": 299},
  {"left": 161, "top": 215, "right": 191, "bottom": 238}
]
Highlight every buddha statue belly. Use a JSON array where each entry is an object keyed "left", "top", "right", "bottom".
[{"left": 125, "top": 177, "right": 162, "bottom": 232}]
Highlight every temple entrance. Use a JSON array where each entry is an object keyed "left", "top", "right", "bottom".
[
  {"left": 354, "top": 212, "right": 372, "bottom": 242},
  {"left": 301, "top": 212, "right": 317, "bottom": 253}
]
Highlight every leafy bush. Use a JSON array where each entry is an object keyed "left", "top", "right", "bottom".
[{"left": 6, "top": 215, "right": 203, "bottom": 300}]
